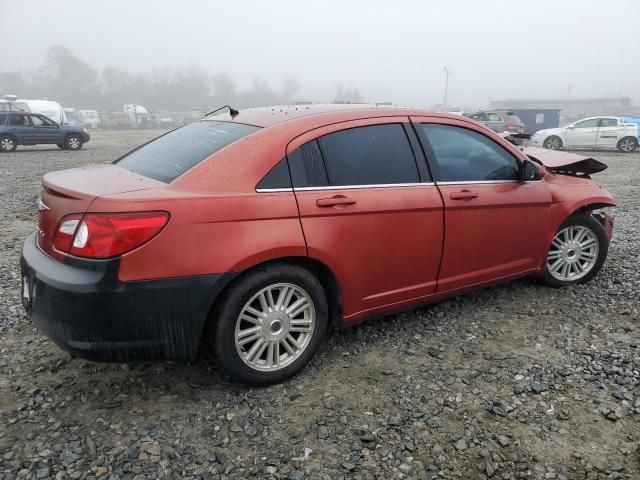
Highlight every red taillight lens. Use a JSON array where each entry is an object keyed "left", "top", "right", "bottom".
[{"left": 54, "top": 212, "right": 169, "bottom": 259}]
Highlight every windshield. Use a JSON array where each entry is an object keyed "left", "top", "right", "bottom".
[{"left": 116, "top": 120, "right": 260, "bottom": 183}]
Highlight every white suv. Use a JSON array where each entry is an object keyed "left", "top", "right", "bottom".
[{"left": 531, "top": 116, "right": 638, "bottom": 152}]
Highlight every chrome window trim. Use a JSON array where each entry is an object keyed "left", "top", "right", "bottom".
[
  {"left": 436, "top": 180, "right": 519, "bottom": 185},
  {"left": 255, "top": 187, "right": 294, "bottom": 193},
  {"left": 294, "top": 182, "right": 435, "bottom": 191},
  {"left": 256, "top": 182, "right": 436, "bottom": 193}
]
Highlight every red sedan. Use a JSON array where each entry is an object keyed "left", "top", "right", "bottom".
[{"left": 21, "top": 105, "right": 615, "bottom": 385}]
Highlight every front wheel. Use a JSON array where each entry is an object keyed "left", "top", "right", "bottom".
[
  {"left": 543, "top": 136, "right": 563, "bottom": 150},
  {"left": 211, "top": 264, "right": 328, "bottom": 385},
  {"left": 617, "top": 137, "right": 637, "bottom": 153},
  {"left": 539, "top": 214, "right": 609, "bottom": 287},
  {"left": 65, "top": 135, "right": 83, "bottom": 150}
]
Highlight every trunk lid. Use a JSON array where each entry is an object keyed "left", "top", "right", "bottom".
[{"left": 37, "top": 165, "right": 165, "bottom": 257}]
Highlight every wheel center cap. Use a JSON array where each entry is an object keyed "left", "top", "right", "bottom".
[
  {"left": 562, "top": 243, "right": 581, "bottom": 262},
  {"left": 270, "top": 319, "right": 282, "bottom": 333},
  {"left": 262, "top": 312, "right": 290, "bottom": 341}
]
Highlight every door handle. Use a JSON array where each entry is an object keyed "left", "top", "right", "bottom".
[
  {"left": 316, "top": 195, "right": 357, "bottom": 207},
  {"left": 449, "top": 190, "right": 479, "bottom": 200}
]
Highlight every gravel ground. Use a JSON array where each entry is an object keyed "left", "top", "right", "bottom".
[{"left": 0, "top": 131, "right": 638, "bottom": 480}]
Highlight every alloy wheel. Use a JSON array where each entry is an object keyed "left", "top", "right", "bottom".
[
  {"left": 545, "top": 137, "right": 561, "bottom": 150},
  {"left": 67, "top": 137, "right": 81, "bottom": 149},
  {"left": 619, "top": 138, "right": 636, "bottom": 152},
  {"left": 547, "top": 226, "right": 599, "bottom": 281},
  {"left": 234, "top": 283, "right": 316, "bottom": 372},
  {"left": 1, "top": 138, "right": 15, "bottom": 151}
]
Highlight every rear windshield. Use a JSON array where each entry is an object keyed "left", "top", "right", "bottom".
[{"left": 116, "top": 120, "right": 260, "bottom": 183}]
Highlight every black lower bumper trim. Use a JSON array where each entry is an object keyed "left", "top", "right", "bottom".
[{"left": 20, "top": 232, "right": 236, "bottom": 362}]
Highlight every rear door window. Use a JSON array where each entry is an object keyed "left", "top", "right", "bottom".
[
  {"left": 318, "top": 124, "right": 419, "bottom": 186},
  {"left": 116, "top": 121, "right": 260, "bottom": 183},
  {"left": 0, "top": 113, "right": 7, "bottom": 125},
  {"left": 289, "top": 140, "right": 329, "bottom": 188},
  {"left": 420, "top": 124, "right": 520, "bottom": 182},
  {"left": 599, "top": 118, "right": 618, "bottom": 127},
  {"left": 8, "top": 114, "right": 28, "bottom": 126}
]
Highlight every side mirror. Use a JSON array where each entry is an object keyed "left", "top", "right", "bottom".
[
  {"left": 522, "top": 159, "right": 543, "bottom": 181},
  {"left": 566, "top": 125, "right": 575, "bottom": 129}
]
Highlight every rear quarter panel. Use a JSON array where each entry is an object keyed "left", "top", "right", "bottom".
[{"left": 90, "top": 190, "right": 306, "bottom": 282}]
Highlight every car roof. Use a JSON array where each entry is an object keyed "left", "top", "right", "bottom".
[{"left": 204, "top": 104, "right": 463, "bottom": 128}]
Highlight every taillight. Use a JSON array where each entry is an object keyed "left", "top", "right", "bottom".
[{"left": 53, "top": 212, "right": 169, "bottom": 258}]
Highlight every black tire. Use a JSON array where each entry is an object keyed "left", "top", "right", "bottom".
[
  {"left": 543, "top": 135, "right": 563, "bottom": 150},
  {"left": 64, "top": 135, "right": 83, "bottom": 151},
  {"left": 538, "top": 213, "right": 609, "bottom": 288},
  {"left": 0, "top": 135, "right": 17, "bottom": 152},
  {"left": 56, "top": 143, "right": 65, "bottom": 150},
  {"left": 616, "top": 136, "right": 637, "bottom": 153},
  {"left": 211, "top": 263, "right": 328, "bottom": 385}
]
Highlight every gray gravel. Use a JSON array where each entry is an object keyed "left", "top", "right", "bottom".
[{"left": 0, "top": 131, "right": 639, "bottom": 479}]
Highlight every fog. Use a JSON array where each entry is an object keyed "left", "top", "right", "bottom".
[{"left": 2, "top": 0, "right": 639, "bottom": 110}]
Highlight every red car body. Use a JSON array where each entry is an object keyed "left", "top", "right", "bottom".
[{"left": 20, "top": 106, "right": 615, "bottom": 364}]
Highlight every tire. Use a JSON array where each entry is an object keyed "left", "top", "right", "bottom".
[
  {"left": 539, "top": 213, "right": 608, "bottom": 288},
  {"left": 64, "top": 135, "right": 83, "bottom": 151},
  {"left": 56, "top": 143, "right": 65, "bottom": 150},
  {"left": 543, "top": 136, "right": 562, "bottom": 150},
  {"left": 616, "top": 136, "right": 637, "bottom": 153},
  {"left": 0, "top": 135, "right": 17, "bottom": 152},
  {"left": 211, "top": 263, "right": 329, "bottom": 385}
]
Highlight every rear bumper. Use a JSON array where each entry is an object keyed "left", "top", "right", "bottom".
[{"left": 20, "top": 232, "right": 235, "bottom": 362}]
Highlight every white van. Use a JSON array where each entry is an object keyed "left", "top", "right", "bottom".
[{"left": 0, "top": 96, "right": 68, "bottom": 125}]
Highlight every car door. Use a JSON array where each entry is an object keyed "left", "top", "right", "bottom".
[
  {"left": 411, "top": 116, "right": 552, "bottom": 293},
  {"left": 6, "top": 114, "right": 32, "bottom": 142},
  {"left": 595, "top": 117, "right": 620, "bottom": 148},
  {"left": 287, "top": 118, "right": 444, "bottom": 322},
  {"left": 29, "top": 115, "right": 63, "bottom": 144},
  {"left": 565, "top": 118, "right": 600, "bottom": 147}
]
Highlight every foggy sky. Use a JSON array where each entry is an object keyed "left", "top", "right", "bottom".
[{"left": 3, "top": 0, "right": 639, "bottom": 109}]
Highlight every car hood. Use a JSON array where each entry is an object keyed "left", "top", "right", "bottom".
[
  {"left": 61, "top": 124, "right": 86, "bottom": 132},
  {"left": 524, "top": 147, "right": 607, "bottom": 176}
]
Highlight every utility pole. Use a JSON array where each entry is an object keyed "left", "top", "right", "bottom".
[{"left": 443, "top": 67, "right": 451, "bottom": 111}]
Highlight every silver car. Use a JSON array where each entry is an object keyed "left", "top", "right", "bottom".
[{"left": 467, "top": 111, "right": 525, "bottom": 134}]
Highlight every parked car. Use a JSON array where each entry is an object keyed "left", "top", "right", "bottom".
[
  {"left": 531, "top": 116, "right": 638, "bottom": 152},
  {"left": 77, "top": 110, "right": 101, "bottom": 129},
  {"left": 0, "top": 112, "right": 90, "bottom": 152},
  {"left": 21, "top": 106, "right": 615, "bottom": 385},
  {"left": 466, "top": 110, "right": 525, "bottom": 134}
]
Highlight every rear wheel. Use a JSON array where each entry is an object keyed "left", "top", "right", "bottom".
[
  {"left": 0, "top": 135, "right": 17, "bottom": 152},
  {"left": 56, "top": 143, "right": 65, "bottom": 150},
  {"left": 65, "top": 135, "right": 83, "bottom": 150},
  {"left": 539, "top": 214, "right": 608, "bottom": 287},
  {"left": 617, "top": 136, "right": 637, "bottom": 152},
  {"left": 543, "top": 136, "right": 562, "bottom": 150},
  {"left": 211, "top": 264, "right": 328, "bottom": 385}
]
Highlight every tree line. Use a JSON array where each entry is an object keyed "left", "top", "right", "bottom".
[{"left": 0, "top": 45, "right": 364, "bottom": 111}]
